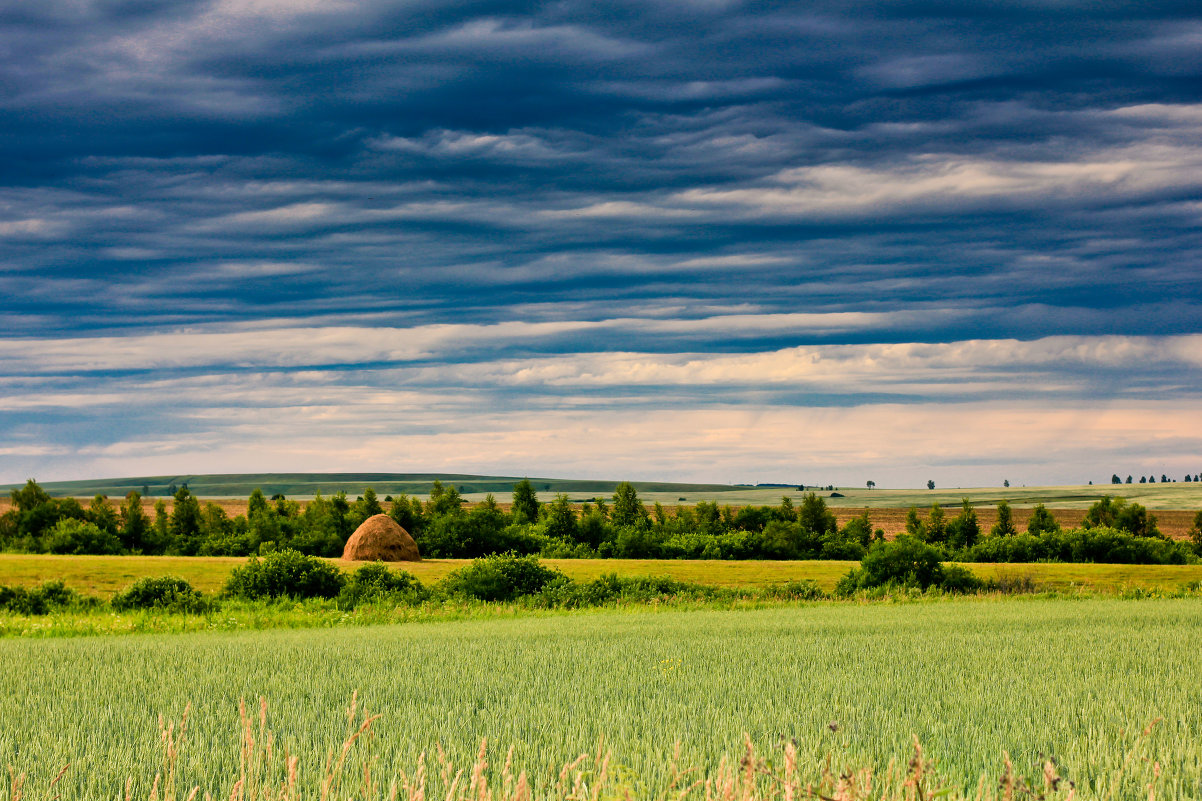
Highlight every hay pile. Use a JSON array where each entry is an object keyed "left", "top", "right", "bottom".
[{"left": 341, "top": 514, "right": 421, "bottom": 562}]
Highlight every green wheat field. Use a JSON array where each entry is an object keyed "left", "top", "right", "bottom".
[{"left": 2, "top": 598, "right": 1201, "bottom": 800}]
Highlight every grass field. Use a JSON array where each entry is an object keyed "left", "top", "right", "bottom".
[
  {"left": 4, "top": 554, "right": 1202, "bottom": 598},
  {"left": 6, "top": 474, "right": 1202, "bottom": 512},
  {"left": 1, "top": 599, "right": 1200, "bottom": 800}
]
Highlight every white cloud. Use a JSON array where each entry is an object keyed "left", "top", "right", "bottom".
[
  {"left": 670, "top": 145, "right": 1202, "bottom": 217},
  {"left": 0, "top": 312, "right": 937, "bottom": 374}
]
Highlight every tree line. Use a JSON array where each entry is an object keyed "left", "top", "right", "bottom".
[
  {"left": 1111, "top": 473, "right": 1200, "bottom": 484},
  {"left": 3, "top": 478, "right": 1201, "bottom": 564}
]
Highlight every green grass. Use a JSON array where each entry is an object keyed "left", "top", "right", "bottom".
[
  {"left": 4, "top": 554, "right": 1202, "bottom": 599},
  {"left": 1, "top": 599, "right": 1201, "bottom": 800},
  {"left": 0, "top": 472, "right": 736, "bottom": 500}
]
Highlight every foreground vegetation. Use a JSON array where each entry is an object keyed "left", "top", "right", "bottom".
[
  {"left": 7, "top": 553, "right": 1202, "bottom": 598},
  {"left": 3, "top": 544, "right": 1201, "bottom": 639},
  {"left": 5, "top": 479, "right": 1201, "bottom": 565},
  {"left": 1, "top": 600, "right": 1199, "bottom": 799}
]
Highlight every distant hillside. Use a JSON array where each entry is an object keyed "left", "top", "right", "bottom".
[{"left": 0, "top": 472, "right": 740, "bottom": 499}]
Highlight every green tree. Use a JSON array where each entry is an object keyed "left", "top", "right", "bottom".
[
  {"left": 777, "top": 496, "right": 797, "bottom": 522},
  {"left": 1027, "top": 504, "right": 1060, "bottom": 535},
  {"left": 10, "top": 479, "right": 50, "bottom": 513},
  {"left": 169, "top": 487, "right": 203, "bottom": 555},
  {"left": 991, "top": 501, "right": 1016, "bottom": 537},
  {"left": 866, "top": 480, "right": 875, "bottom": 490},
  {"left": 388, "top": 493, "right": 426, "bottom": 538},
  {"left": 152, "top": 499, "right": 169, "bottom": 551},
  {"left": 511, "top": 479, "right": 541, "bottom": 525},
  {"left": 545, "top": 494, "right": 579, "bottom": 542},
  {"left": 905, "top": 507, "right": 924, "bottom": 538},
  {"left": 947, "top": 499, "right": 979, "bottom": 549},
  {"left": 349, "top": 487, "right": 383, "bottom": 529},
  {"left": 1189, "top": 510, "right": 1202, "bottom": 553},
  {"left": 86, "top": 495, "right": 119, "bottom": 537},
  {"left": 798, "top": 492, "right": 836, "bottom": 537},
  {"left": 924, "top": 503, "right": 947, "bottom": 544},
  {"left": 611, "top": 482, "right": 648, "bottom": 528},
  {"left": 927, "top": 480, "right": 935, "bottom": 490},
  {"left": 359, "top": 487, "right": 383, "bottom": 516},
  {"left": 248, "top": 488, "right": 270, "bottom": 518},
  {"left": 119, "top": 491, "right": 151, "bottom": 553},
  {"left": 428, "top": 482, "right": 464, "bottom": 518}
]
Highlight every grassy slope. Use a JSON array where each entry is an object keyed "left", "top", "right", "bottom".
[
  {"left": 2, "top": 600, "right": 1200, "bottom": 800},
  {"left": 0, "top": 472, "right": 737, "bottom": 499},
  {"left": 7, "top": 474, "right": 1202, "bottom": 509},
  {"left": 3, "top": 554, "right": 1202, "bottom": 597}
]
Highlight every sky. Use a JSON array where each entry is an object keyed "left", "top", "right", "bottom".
[{"left": 2, "top": 0, "right": 1201, "bottom": 488}]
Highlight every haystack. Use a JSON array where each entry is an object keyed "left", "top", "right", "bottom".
[{"left": 342, "top": 514, "right": 421, "bottom": 562}]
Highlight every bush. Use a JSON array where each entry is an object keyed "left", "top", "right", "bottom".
[
  {"left": 112, "top": 576, "right": 209, "bottom": 613},
  {"left": 440, "top": 553, "right": 564, "bottom": 602},
  {"left": 963, "top": 527, "right": 1193, "bottom": 565},
  {"left": 223, "top": 549, "right": 346, "bottom": 600},
  {"left": 0, "top": 580, "right": 81, "bottom": 615},
  {"left": 337, "top": 562, "right": 427, "bottom": 608},
  {"left": 759, "top": 580, "right": 827, "bottom": 601},
  {"left": 836, "top": 537, "right": 982, "bottom": 595},
  {"left": 858, "top": 537, "right": 945, "bottom": 589},
  {"left": 43, "top": 518, "right": 122, "bottom": 555},
  {"left": 938, "top": 564, "right": 983, "bottom": 594}
]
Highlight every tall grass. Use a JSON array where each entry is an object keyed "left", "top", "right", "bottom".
[
  {"left": 2, "top": 600, "right": 1201, "bottom": 799},
  {"left": 3, "top": 693, "right": 1170, "bottom": 801}
]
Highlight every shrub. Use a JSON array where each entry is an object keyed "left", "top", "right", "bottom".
[
  {"left": 759, "top": 580, "right": 827, "bottom": 601},
  {"left": 440, "top": 553, "right": 564, "bottom": 602},
  {"left": 338, "top": 562, "right": 427, "bottom": 608},
  {"left": 836, "top": 537, "right": 982, "bottom": 595},
  {"left": 43, "top": 518, "right": 122, "bottom": 555},
  {"left": 0, "top": 580, "right": 81, "bottom": 615},
  {"left": 112, "top": 576, "right": 209, "bottom": 613},
  {"left": 223, "top": 549, "right": 346, "bottom": 600},
  {"left": 858, "top": 537, "right": 945, "bottom": 589},
  {"left": 938, "top": 564, "right": 984, "bottom": 594}
]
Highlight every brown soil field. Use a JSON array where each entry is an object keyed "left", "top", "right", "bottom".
[{"left": 1, "top": 499, "right": 1196, "bottom": 540}]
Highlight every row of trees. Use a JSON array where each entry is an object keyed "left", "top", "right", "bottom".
[
  {"left": 3, "top": 479, "right": 1201, "bottom": 564},
  {"left": 1111, "top": 474, "right": 1200, "bottom": 484}
]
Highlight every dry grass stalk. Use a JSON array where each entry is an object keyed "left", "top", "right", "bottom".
[{"left": 4, "top": 697, "right": 1164, "bottom": 801}]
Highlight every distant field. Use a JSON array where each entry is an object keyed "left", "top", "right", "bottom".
[
  {"left": 619, "top": 483, "right": 1202, "bottom": 511},
  {"left": 6, "top": 474, "right": 1202, "bottom": 511},
  {"left": 0, "top": 472, "right": 736, "bottom": 500},
  {"left": 3, "top": 554, "right": 1202, "bottom": 597}
]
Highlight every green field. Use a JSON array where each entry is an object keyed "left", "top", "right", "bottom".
[
  {"left": 8, "top": 473, "right": 1202, "bottom": 511},
  {"left": 0, "top": 472, "right": 736, "bottom": 500},
  {"left": 5, "top": 554, "right": 1202, "bottom": 598},
  {"left": 619, "top": 483, "right": 1202, "bottom": 511},
  {"left": 1, "top": 599, "right": 1200, "bottom": 800}
]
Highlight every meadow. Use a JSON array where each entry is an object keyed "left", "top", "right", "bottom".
[
  {"left": 5, "top": 553, "right": 1202, "bottom": 598},
  {"left": 1, "top": 599, "right": 1200, "bottom": 800}
]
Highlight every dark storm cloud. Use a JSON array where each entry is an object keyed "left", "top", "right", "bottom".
[{"left": 2, "top": 0, "right": 1202, "bottom": 483}]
